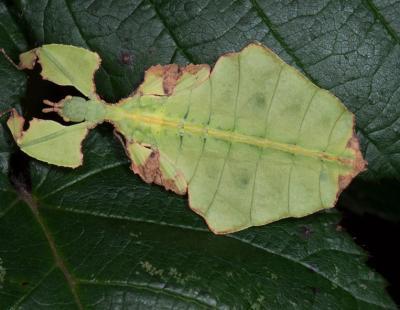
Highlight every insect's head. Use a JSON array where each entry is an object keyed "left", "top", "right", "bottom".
[{"left": 43, "top": 96, "right": 106, "bottom": 123}]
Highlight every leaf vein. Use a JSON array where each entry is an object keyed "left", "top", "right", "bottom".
[
  {"left": 205, "top": 54, "right": 241, "bottom": 216},
  {"left": 41, "top": 160, "right": 129, "bottom": 199},
  {"left": 40, "top": 205, "right": 387, "bottom": 308},
  {"left": 147, "top": 0, "right": 196, "bottom": 63},
  {"left": 78, "top": 279, "right": 215, "bottom": 308},
  {"left": 249, "top": 0, "right": 317, "bottom": 84},
  {"left": 363, "top": 0, "right": 400, "bottom": 44}
]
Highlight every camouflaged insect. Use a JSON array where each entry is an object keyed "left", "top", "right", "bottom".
[{"left": 7, "top": 43, "right": 366, "bottom": 234}]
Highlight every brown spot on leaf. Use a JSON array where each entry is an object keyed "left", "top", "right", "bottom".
[
  {"left": 138, "top": 63, "right": 210, "bottom": 97},
  {"left": 162, "top": 64, "right": 181, "bottom": 95},
  {"left": 338, "top": 133, "right": 367, "bottom": 195},
  {"left": 149, "top": 150, "right": 157, "bottom": 159},
  {"left": 182, "top": 64, "right": 209, "bottom": 75},
  {"left": 120, "top": 51, "right": 133, "bottom": 65},
  {"left": 134, "top": 149, "right": 160, "bottom": 184},
  {"left": 129, "top": 147, "right": 187, "bottom": 195}
]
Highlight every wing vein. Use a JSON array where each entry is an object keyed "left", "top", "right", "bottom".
[
  {"left": 263, "top": 64, "right": 284, "bottom": 138},
  {"left": 205, "top": 55, "right": 241, "bottom": 216},
  {"left": 187, "top": 78, "right": 213, "bottom": 184}
]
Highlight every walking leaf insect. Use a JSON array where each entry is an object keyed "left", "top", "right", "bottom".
[{"left": 6, "top": 43, "right": 366, "bottom": 234}]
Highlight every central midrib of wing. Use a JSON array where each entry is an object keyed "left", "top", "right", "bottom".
[{"left": 121, "top": 110, "right": 354, "bottom": 167}]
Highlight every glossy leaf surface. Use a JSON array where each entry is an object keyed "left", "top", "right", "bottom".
[{"left": 0, "top": 1, "right": 397, "bottom": 308}]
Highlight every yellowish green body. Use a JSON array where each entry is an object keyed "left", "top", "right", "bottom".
[{"left": 7, "top": 44, "right": 365, "bottom": 234}]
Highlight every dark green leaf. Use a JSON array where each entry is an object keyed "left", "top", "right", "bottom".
[
  {"left": 0, "top": 2, "right": 27, "bottom": 111},
  {"left": 0, "top": 1, "right": 397, "bottom": 308},
  {"left": 0, "top": 2, "right": 27, "bottom": 58}
]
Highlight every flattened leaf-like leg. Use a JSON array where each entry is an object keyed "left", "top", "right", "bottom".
[
  {"left": 126, "top": 141, "right": 187, "bottom": 195},
  {"left": 19, "top": 44, "right": 101, "bottom": 98},
  {"left": 7, "top": 109, "right": 93, "bottom": 168}
]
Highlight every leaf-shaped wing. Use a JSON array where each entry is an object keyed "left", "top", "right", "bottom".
[{"left": 115, "top": 43, "right": 365, "bottom": 233}]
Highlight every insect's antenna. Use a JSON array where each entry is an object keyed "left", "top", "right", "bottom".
[{"left": 42, "top": 99, "right": 64, "bottom": 113}]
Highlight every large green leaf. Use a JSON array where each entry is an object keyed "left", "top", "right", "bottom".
[
  {"left": 15, "top": 0, "right": 400, "bottom": 180},
  {"left": 0, "top": 125, "right": 396, "bottom": 309}
]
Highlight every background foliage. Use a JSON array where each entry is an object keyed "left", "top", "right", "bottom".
[{"left": 0, "top": 0, "right": 399, "bottom": 308}]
